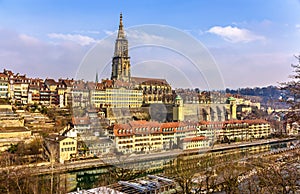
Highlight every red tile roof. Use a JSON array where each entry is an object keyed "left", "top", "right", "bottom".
[
  {"left": 0, "top": 73, "right": 8, "bottom": 79},
  {"left": 183, "top": 136, "right": 206, "bottom": 142},
  {"left": 244, "top": 119, "right": 269, "bottom": 125},
  {"left": 198, "top": 119, "right": 269, "bottom": 127},
  {"left": 112, "top": 121, "right": 199, "bottom": 137},
  {"left": 72, "top": 117, "right": 90, "bottom": 125}
]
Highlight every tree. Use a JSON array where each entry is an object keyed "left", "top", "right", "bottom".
[
  {"left": 97, "top": 152, "right": 146, "bottom": 187},
  {"left": 240, "top": 150, "right": 300, "bottom": 194},
  {"left": 281, "top": 54, "right": 300, "bottom": 123},
  {"left": 163, "top": 154, "right": 221, "bottom": 194}
]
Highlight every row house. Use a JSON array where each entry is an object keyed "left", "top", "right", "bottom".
[
  {"left": 39, "top": 86, "right": 51, "bottom": 105},
  {"left": 59, "top": 78, "right": 74, "bottom": 107},
  {"left": 181, "top": 136, "right": 210, "bottom": 150},
  {"left": 3, "top": 69, "right": 75, "bottom": 107},
  {"left": 198, "top": 119, "right": 271, "bottom": 143},
  {"left": 1, "top": 69, "right": 171, "bottom": 109},
  {"left": 68, "top": 115, "right": 112, "bottom": 156},
  {"left": 44, "top": 78, "right": 59, "bottom": 106},
  {"left": 11, "top": 75, "right": 31, "bottom": 104},
  {"left": 247, "top": 119, "right": 270, "bottom": 139},
  {"left": 28, "top": 78, "right": 43, "bottom": 104},
  {"left": 72, "top": 80, "right": 90, "bottom": 108},
  {"left": 0, "top": 73, "right": 9, "bottom": 99},
  {"left": 72, "top": 117, "right": 91, "bottom": 136},
  {"left": 108, "top": 120, "right": 200, "bottom": 154}
]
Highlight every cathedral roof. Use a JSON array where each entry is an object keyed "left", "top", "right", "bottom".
[
  {"left": 113, "top": 80, "right": 134, "bottom": 88},
  {"left": 131, "top": 77, "right": 170, "bottom": 86}
]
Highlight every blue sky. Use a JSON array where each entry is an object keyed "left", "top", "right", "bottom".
[{"left": 0, "top": 0, "right": 300, "bottom": 89}]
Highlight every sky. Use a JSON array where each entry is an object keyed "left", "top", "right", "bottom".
[{"left": 0, "top": 0, "right": 300, "bottom": 89}]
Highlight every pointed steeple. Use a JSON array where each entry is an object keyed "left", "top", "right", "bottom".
[
  {"left": 95, "top": 72, "right": 99, "bottom": 83},
  {"left": 117, "top": 13, "right": 125, "bottom": 39},
  {"left": 111, "top": 13, "right": 131, "bottom": 82}
]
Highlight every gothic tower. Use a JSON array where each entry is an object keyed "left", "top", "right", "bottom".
[{"left": 111, "top": 13, "right": 131, "bottom": 82}]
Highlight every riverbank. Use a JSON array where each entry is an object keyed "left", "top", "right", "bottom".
[{"left": 0, "top": 137, "right": 297, "bottom": 175}]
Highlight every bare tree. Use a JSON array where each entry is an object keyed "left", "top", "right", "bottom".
[
  {"left": 281, "top": 54, "right": 300, "bottom": 124},
  {"left": 239, "top": 149, "right": 300, "bottom": 194},
  {"left": 164, "top": 154, "right": 220, "bottom": 194},
  {"left": 97, "top": 152, "right": 146, "bottom": 186}
]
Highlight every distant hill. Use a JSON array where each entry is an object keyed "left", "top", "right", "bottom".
[{"left": 225, "top": 85, "right": 289, "bottom": 109}]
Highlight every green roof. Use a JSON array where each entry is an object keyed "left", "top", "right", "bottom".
[
  {"left": 228, "top": 97, "right": 236, "bottom": 101},
  {"left": 175, "top": 95, "right": 182, "bottom": 100}
]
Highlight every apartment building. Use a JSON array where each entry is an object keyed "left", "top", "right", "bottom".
[
  {"left": 109, "top": 120, "right": 200, "bottom": 153},
  {"left": 247, "top": 119, "right": 270, "bottom": 139},
  {"left": 198, "top": 119, "right": 271, "bottom": 143},
  {"left": 72, "top": 80, "right": 90, "bottom": 108},
  {"left": 0, "top": 73, "right": 9, "bottom": 99},
  {"left": 180, "top": 136, "right": 210, "bottom": 150}
]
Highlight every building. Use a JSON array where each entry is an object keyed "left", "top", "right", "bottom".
[
  {"left": 111, "top": 13, "right": 131, "bottom": 82},
  {"left": 39, "top": 85, "right": 51, "bottom": 105},
  {"left": 180, "top": 136, "right": 210, "bottom": 150},
  {"left": 59, "top": 78, "right": 74, "bottom": 107},
  {"left": 0, "top": 73, "right": 9, "bottom": 99},
  {"left": 44, "top": 78, "right": 58, "bottom": 106},
  {"left": 44, "top": 135, "right": 77, "bottom": 163},
  {"left": 10, "top": 74, "right": 30, "bottom": 104},
  {"left": 72, "top": 80, "right": 90, "bottom": 108},
  {"left": 198, "top": 119, "right": 271, "bottom": 143},
  {"left": 90, "top": 81, "right": 143, "bottom": 109},
  {"left": 108, "top": 120, "right": 200, "bottom": 154},
  {"left": 173, "top": 95, "right": 184, "bottom": 121},
  {"left": 56, "top": 81, "right": 68, "bottom": 107},
  {"left": 89, "top": 14, "right": 173, "bottom": 110},
  {"left": 72, "top": 117, "right": 91, "bottom": 135},
  {"left": 247, "top": 119, "right": 271, "bottom": 139},
  {"left": 226, "top": 97, "right": 237, "bottom": 120},
  {"left": 81, "top": 137, "right": 113, "bottom": 156},
  {"left": 131, "top": 77, "right": 173, "bottom": 104},
  {"left": 29, "top": 78, "right": 43, "bottom": 103}
]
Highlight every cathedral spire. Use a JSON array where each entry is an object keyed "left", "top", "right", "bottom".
[
  {"left": 117, "top": 13, "right": 125, "bottom": 39},
  {"left": 111, "top": 13, "right": 131, "bottom": 82},
  {"left": 95, "top": 72, "right": 99, "bottom": 83}
]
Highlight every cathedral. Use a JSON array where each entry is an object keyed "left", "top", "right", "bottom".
[
  {"left": 108, "top": 13, "right": 173, "bottom": 105},
  {"left": 111, "top": 13, "right": 131, "bottom": 82}
]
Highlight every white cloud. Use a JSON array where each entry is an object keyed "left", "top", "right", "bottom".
[
  {"left": 0, "top": 29, "right": 87, "bottom": 79},
  {"left": 296, "top": 24, "right": 300, "bottom": 31},
  {"left": 73, "top": 30, "right": 101, "bottom": 34},
  {"left": 207, "top": 26, "right": 265, "bottom": 43},
  {"left": 127, "top": 30, "right": 167, "bottom": 44},
  {"left": 19, "top": 34, "right": 41, "bottom": 45},
  {"left": 103, "top": 30, "right": 115, "bottom": 36},
  {"left": 48, "top": 33, "right": 97, "bottom": 46}
]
